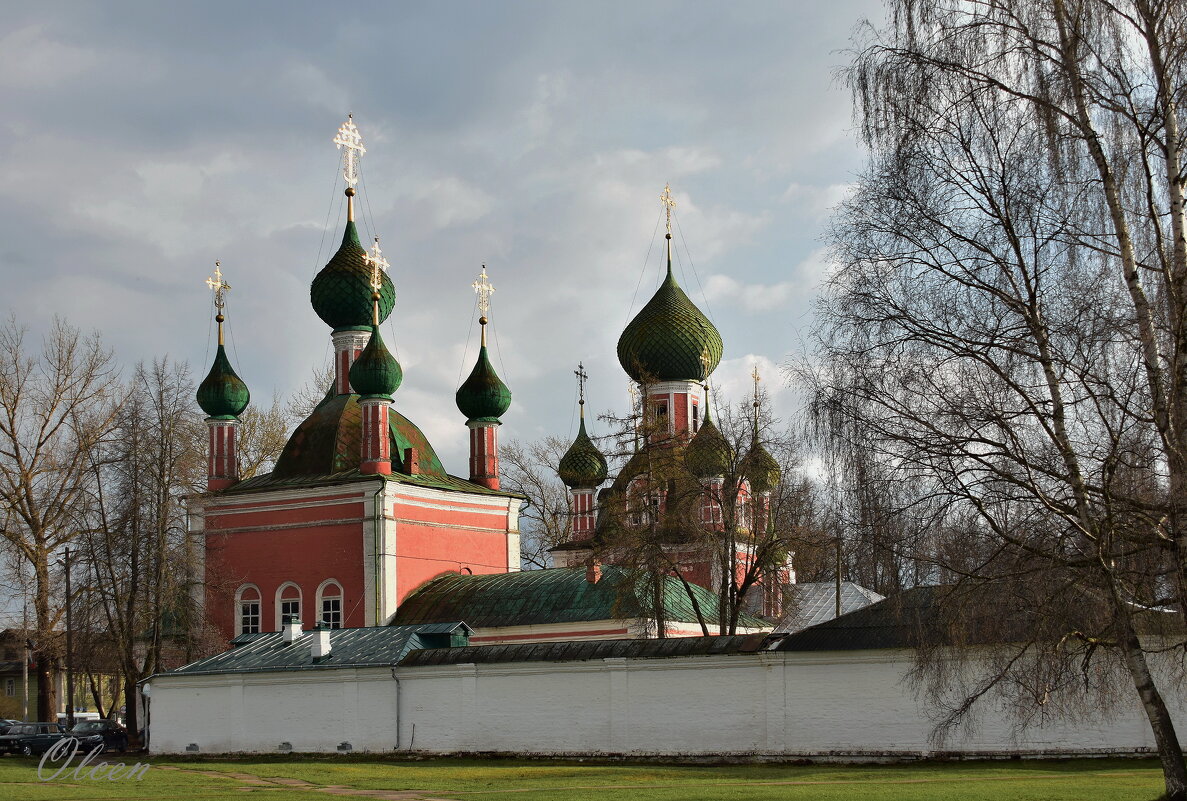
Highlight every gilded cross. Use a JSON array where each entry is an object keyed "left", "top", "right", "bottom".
[
  {"left": 333, "top": 114, "right": 366, "bottom": 187},
  {"left": 364, "top": 236, "right": 389, "bottom": 291},
  {"left": 575, "top": 362, "right": 588, "bottom": 406},
  {"left": 627, "top": 381, "right": 639, "bottom": 412},
  {"left": 660, "top": 183, "right": 677, "bottom": 235},
  {"left": 752, "top": 364, "right": 762, "bottom": 407},
  {"left": 205, "top": 261, "right": 230, "bottom": 312},
  {"left": 472, "top": 264, "right": 495, "bottom": 318},
  {"left": 699, "top": 346, "right": 712, "bottom": 380}
]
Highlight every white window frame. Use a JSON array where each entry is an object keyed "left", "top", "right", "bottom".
[
  {"left": 274, "top": 582, "right": 303, "bottom": 629},
  {"left": 235, "top": 584, "right": 262, "bottom": 636},
  {"left": 316, "top": 579, "right": 344, "bottom": 629}
]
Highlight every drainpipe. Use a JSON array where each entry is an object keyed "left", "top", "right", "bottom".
[
  {"left": 390, "top": 667, "right": 401, "bottom": 749},
  {"left": 372, "top": 481, "right": 385, "bottom": 625}
]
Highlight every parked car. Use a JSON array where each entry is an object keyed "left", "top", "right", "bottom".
[
  {"left": 70, "top": 719, "right": 128, "bottom": 752},
  {"left": 0, "top": 720, "right": 20, "bottom": 735},
  {"left": 0, "top": 722, "right": 68, "bottom": 756}
]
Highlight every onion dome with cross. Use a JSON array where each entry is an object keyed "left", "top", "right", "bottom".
[
  {"left": 558, "top": 364, "right": 609, "bottom": 489},
  {"left": 684, "top": 382, "right": 732, "bottom": 479},
  {"left": 455, "top": 266, "right": 512, "bottom": 423},
  {"left": 196, "top": 262, "right": 250, "bottom": 419},
  {"left": 617, "top": 184, "right": 723, "bottom": 383},
  {"left": 310, "top": 115, "right": 396, "bottom": 332},
  {"left": 349, "top": 240, "right": 403, "bottom": 399},
  {"left": 739, "top": 366, "right": 780, "bottom": 492}
]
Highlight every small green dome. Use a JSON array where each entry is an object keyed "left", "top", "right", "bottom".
[
  {"left": 741, "top": 435, "right": 781, "bottom": 493},
  {"left": 617, "top": 257, "right": 723, "bottom": 383},
  {"left": 684, "top": 414, "right": 732, "bottom": 478},
  {"left": 558, "top": 417, "right": 609, "bottom": 489},
  {"left": 196, "top": 344, "right": 250, "bottom": 419},
  {"left": 310, "top": 222, "right": 396, "bottom": 332},
  {"left": 349, "top": 324, "right": 402, "bottom": 398},
  {"left": 455, "top": 345, "right": 511, "bottom": 423}
]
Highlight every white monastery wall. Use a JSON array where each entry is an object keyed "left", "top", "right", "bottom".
[{"left": 150, "top": 650, "right": 1179, "bottom": 756}]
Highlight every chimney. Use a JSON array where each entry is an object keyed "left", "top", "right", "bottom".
[
  {"left": 403, "top": 447, "right": 420, "bottom": 476},
  {"left": 282, "top": 616, "right": 302, "bottom": 644},
  {"left": 586, "top": 560, "right": 601, "bottom": 584},
  {"left": 312, "top": 623, "right": 332, "bottom": 659}
]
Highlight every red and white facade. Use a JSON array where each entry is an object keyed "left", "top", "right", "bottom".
[
  {"left": 467, "top": 422, "right": 500, "bottom": 490},
  {"left": 206, "top": 419, "right": 239, "bottom": 491},
  {"left": 191, "top": 480, "right": 521, "bottom": 641}
]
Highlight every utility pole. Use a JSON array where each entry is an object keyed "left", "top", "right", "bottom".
[{"left": 63, "top": 546, "right": 75, "bottom": 729}]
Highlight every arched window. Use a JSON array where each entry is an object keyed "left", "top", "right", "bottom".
[
  {"left": 235, "top": 585, "right": 261, "bottom": 636},
  {"left": 317, "top": 580, "right": 343, "bottom": 629},
  {"left": 275, "top": 582, "right": 302, "bottom": 630}
]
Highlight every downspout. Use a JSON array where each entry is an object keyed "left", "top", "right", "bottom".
[
  {"left": 373, "top": 480, "right": 385, "bottom": 625},
  {"left": 390, "top": 667, "right": 401, "bottom": 749}
]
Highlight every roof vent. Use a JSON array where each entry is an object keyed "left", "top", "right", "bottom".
[
  {"left": 312, "top": 623, "right": 332, "bottom": 659},
  {"left": 282, "top": 616, "right": 302, "bottom": 644}
]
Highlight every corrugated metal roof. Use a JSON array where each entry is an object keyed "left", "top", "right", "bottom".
[
  {"left": 399, "top": 634, "right": 772, "bottom": 667},
  {"left": 165, "top": 623, "right": 472, "bottom": 676},
  {"left": 772, "top": 582, "right": 885, "bottom": 634},
  {"left": 390, "top": 566, "right": 768, "bottom": 629}
]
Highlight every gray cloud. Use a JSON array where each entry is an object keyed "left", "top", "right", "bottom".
[{"left": 0, "top": 0, "right": 882, "bottom": 472}]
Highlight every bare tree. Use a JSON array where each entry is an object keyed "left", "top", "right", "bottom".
[
  {"left": 499, "top": 436, "right": 572, "bottom": 569},
  {"left": 807, "top": 1, "right": 1187, "bottom": 795},
  {"left": 0, "top": 316, "right": 121, "bottom": 722}
]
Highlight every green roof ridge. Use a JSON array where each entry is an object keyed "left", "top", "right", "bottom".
[
  {"left": 455, "top": 344, "right": 511, "bottom": 423},
  {"left": 196, "top": 343, "right": 250, "bottom": 419}
]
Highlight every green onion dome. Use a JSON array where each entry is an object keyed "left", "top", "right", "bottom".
[
  {"left": 558, "top": 417, "right": 609, "bottom": 489},
  {"left": 310, "top": 221, "right": 396, "bottom": 332},
  {"left": 196, "top": 344, "right": 250, "bottom": 419},
  {"left": 684, "top": 410, "right": 732, "bottom": 479},
  {"left": 617, "top": 258, "right": 723, "bottom": 383},
  {"left": 455, "top": 345, "right": 511, "bottom": 423},
  {"left": 740, "top": 435, "right": 781, "bottom": 493},
  {"left": 349, "top": 324, "right": 402, "bottom": 398}
]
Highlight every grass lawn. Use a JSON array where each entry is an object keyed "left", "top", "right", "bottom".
[{"left": 0, "top": 754, "right": 1170, "bottom": 801}]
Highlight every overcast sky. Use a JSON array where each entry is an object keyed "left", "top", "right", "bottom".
[{"left": 0, "top": 1, "right": 882, "bottom": 474}]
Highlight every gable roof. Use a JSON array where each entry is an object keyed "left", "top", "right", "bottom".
[
  {"left": 391, "top": 567, "right": 769, "bottom": 630},
  {"left": 773, "top": 582, "right": 885, "bottom": 634},
  {"left": 160, "top": 622, "right": 471, "bottom": 677}
]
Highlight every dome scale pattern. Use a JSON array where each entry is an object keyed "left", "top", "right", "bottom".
[
  {"left": 311, "top": 221, "right": 396, "bottom": 332},
  {"left": 741, "top": 435, "right": 781, "bottom": 493},
  {"left": 684, "top": 414, "right": 733, "bottom": 478},
  {"left": 196, "top": 344, "right": 250, "bottom": 419},
  {"left": 349, "top": 324, "right": 403, "bottom": 398},
  {"left": 617, "top": 260, "right": 723, "bottom": 383},
  {"left": 558, "top": 417, "right": 609, "bottom": 489},
  {"left": 455, "top": 345, "right": 511, "bottom": 423}
]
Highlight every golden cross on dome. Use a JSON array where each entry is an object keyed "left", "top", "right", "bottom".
[
  {"left": 752, "top": 364, "right": 762, "bottom": 407},
  {"left": 699, "top": 345, "right": 712, "bottom": 383},
  {"left": 333, "top": 114, "right": 366, "bottom": 188},
  {"left": 660, "top": 183, "right": 677, "bottom": 236},
  {"left": 364, "top": 236, "right": 389, "bottom": 291},
  {"left": 472, "top": 264, "right": 495, "bottom": 318},
  {"left": 627, "top": 380, "right": 639, "bottom": 412},
  {"left": 575, "top": 362, "right": 588, "bottom": 407},
  {"left": 206, "top": 261, "right": 230, "bottom": 312}
]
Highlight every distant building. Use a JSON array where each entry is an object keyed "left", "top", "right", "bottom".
[{"left": 773, "top": 582, "right": 885, "bottom": 634}]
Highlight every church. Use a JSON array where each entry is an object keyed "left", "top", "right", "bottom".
[{"left": 188, "top": 117, "right": 796, "bottom": 646}]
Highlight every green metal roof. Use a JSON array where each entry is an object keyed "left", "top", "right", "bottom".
[
  {"left": 196, "top": 344, "right": 250, "bottom": 419},
  {"left": 557, "top": 417, "right": 608, "bottom": 488},
  {"left": 616, "top": 255, "right": 723, "bottom": 383},
  {"left": 455, "top": 344, "right": 511, "bottom": 423},
  {"left": 740, "top": 434, "right": 781, "bottom": 493},
  {"left": 400, "top": 633, "right": 774, "bottom": 667},
  {"left": 390, "top": 566, "right": 767, "bottom": 629},
  {"left": 310, "top": 221, "right": 396, "bottom": 332},
  {"left": 164, "top": 623, "right": 471, "bottom": 677},
  {"left": 269, "top": 392, "right": 446, "bottom": 479}
]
